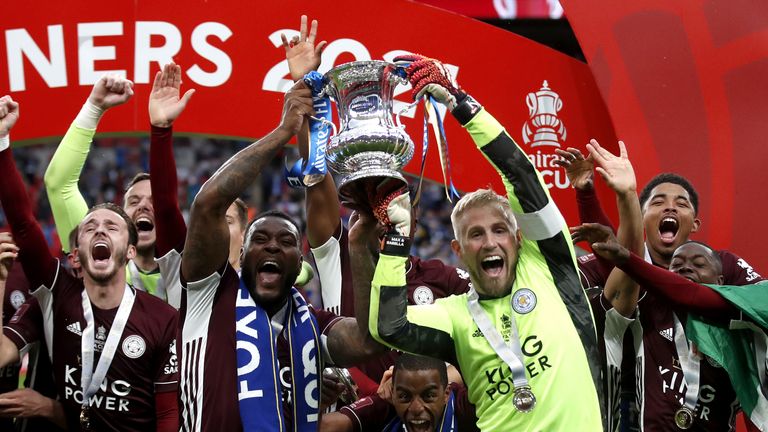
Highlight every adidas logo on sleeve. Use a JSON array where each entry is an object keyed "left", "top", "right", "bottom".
[
  {"left": 67, "top": 321, "right": 83, "bottom": 336},
  {"left": 659, "top": 328, "right": 673, "bottom": 342}
]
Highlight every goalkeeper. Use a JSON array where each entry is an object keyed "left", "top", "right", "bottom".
[{"left": 349, "top": 54, "right": 603, "bottom": 431}]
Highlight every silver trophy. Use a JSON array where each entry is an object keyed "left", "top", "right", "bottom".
[{"left": 319, "top": 60, "right": 415, "bottom": 204}]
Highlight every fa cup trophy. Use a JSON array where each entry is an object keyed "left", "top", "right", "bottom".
[{"left": 306, "top": 61, "right": 415, "bottom": 206}]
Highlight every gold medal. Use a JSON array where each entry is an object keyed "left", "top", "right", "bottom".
[
  {"left": 79, "top": 406, "right": 91, "bottom": 431},
  {"left": 513, "top": 386, "right": 536, "bottom": 413},
  {"left": 674, "top": 407, "right": 694, "bottom": 429}
]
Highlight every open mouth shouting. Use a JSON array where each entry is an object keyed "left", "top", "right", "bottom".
[
  {"left": 257, "top": 260, "right": 283, "bottom": 287},
  {"left": 135, "top": 216, "right": 155, "bottom": 233},
  {"left": 406, "top": 418, "right": 433, "bottom": 432},
  {"left": 91, "top": 241, "right": 112, "bottom": 269},
  {"left": 658, "top": 216, "right": 679, "bottom": 246},
  {"left": 480, "top": 255, "right": 505, "bottom": 277}
]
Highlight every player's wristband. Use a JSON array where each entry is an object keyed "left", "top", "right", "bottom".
[
  {"left": 0, "top": 134, "right": 9, "bottom": 152},
  {"left": 74, "top": 100, "right": 105, "bottom": 130},
  {"left": 451, "top": 94, "right": 483, "bottom": 126},
  {"left": 381, "top": 234, "right": 411, "bottom": 257}
]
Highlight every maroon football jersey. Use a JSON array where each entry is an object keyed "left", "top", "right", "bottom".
[
  {"left": 578, "top": 249, "right": 763, "bottom": 289},
  {"left": 340, "top": 382, "right": 478, "bottom": 432},
  {"left": 637, "top": 292, "right": 738, "bottom": 431},
  {"left": 179, "top": 263, "right": 342, "bottom": 432},
  {"left": 4, "top": 265, "right": 179, "bottom": 432},
  {"left": 1, "top": 262, "right": 30, "bottom": 393},
  {"left": 312, "top": 225, "right": 471, "bottom": 382}
]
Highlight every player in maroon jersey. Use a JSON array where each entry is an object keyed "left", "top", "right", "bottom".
[
  {"left": 0, "top": 96, "right": 179, "bottom": 432},
  {"left": 567, "top": 141, "right": 741, "bottom": 431},
  {"left": 178, "top": 79, "right": 388, "bottom": 431},
  {"left": 147, "top": 61, "right": 248, "bottom": 308},
  {"left": 321, "top": 354, "right": 477, "bottom": 432},
  {"left": 0, "top": 260, "right": 66, "bottom": 431}
]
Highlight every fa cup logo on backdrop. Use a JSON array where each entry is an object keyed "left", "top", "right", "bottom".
[
  {"left": 521, "top": 81, "right": 570, "bottom": 189},
  {"left": 522, "top": 80, "right": 566, "bottom": 147}
]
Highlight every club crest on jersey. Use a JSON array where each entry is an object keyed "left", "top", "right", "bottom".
[
  {"left": 413, "top": 286, "right": 434, "bottom": 305},
  {"left": 512, "top": 288, "right": 537, "bottom": 314},
  {"left": 122, "top": 335, "right": 146, "bottom": 359},
  {"left": 9, "top": 290, "right": 25, "bottom": 309}
]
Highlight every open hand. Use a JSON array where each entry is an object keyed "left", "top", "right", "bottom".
[
  {"left": 149, "top": 62, "right": 195, "bottom": 127},
  {"left": 586, "top": 139, "right": 636, "bottom": 195},
  {"left": 570, "top": 223, "right": 629, "bottom": 264},
  {"left": 554, "top": 147, "right": 594, "bottom": 190},
  {"left": 88, "top": 74, "right": 134, "bottom": 110},
  {"left": 0, "top": 96, "right": 20, "bottom": 137},
  {"left": 282, "top": 15, "right": 328, "bottom": 81}
]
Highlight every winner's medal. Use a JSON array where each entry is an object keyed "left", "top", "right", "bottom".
[
  {"left": 80, "top": 405, "right": 91, "bottom": 431},
  {"left": 513, "top": 386, "right": 536, "bottom": 412},
  {"left": 674, "top": 407, "right": 694, "bottom": 429}
]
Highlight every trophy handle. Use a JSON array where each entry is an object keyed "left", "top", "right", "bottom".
[
  {"left": 395, "top": 99, "right": 421, "bottom": 129},
  {"left": 309, "top": 115, "right": 337, "bottom": 137}
]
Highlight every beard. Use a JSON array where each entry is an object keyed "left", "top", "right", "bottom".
[{"left": 78, "top": 245, "right": 129, "bottom": 284}]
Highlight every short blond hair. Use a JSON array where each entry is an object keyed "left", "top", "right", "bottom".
[{"left": 451, "top": 188, "right": 518, "bottom": 240}]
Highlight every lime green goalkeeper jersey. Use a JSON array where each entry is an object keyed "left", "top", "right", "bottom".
[{"left": 369, "top": 108, "right": 602, "bottom": 431}]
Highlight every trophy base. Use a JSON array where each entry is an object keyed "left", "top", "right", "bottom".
[{"left": 338, "top": 170, "right": 408, "bottom": 213}]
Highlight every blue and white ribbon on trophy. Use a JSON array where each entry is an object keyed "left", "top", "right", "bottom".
[
  {"left": 285, "top": 71, "right": 334, "bottom": 189},
  {"left": 394, "top": 64, "right": 461, "bottom": 204}
]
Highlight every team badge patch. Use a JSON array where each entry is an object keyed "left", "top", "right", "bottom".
[
  {"left": 122, "top": 335, "right": 146, "bottom": 359},
  {"left": 512, "top": 288, "right": 537, "bottom": 314},
  {"left": 9, "top": 290, "right": 25, "bottom": 309},
  {"left": 413, "top": 286, "right": 434, "bottom": 305}
]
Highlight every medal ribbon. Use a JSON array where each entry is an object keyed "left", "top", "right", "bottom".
[
  {"left": 285, "top": 71, "right": 331, "bottom": 189},
  {"left": 81, "top": 285, "right": 135, "bottom": 407},
  {"left": 673, "top": 313, "right": 701, "bottom": 412},
  {"left": 467, "top": 288, "right": 529, "bottom": 391},
  {"left": 425, "top": 96, "right": 460, "bottom": 203}
]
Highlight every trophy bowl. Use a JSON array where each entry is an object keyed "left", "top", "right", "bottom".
[{"left": 321, "top": 60, "right": 415, "bottom": 206}]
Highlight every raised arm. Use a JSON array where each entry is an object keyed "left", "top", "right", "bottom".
[
  {"left": 586, "top": 140, "right": 643, "bottom": 317},
  {"left": 283, "top": 15, "right": 338, "bottom": 247},
  {"left": 0, "top": 97, "right": 57, "bottom": 288},
  {"left": 554, "top": 145, "right": 615, "bottom": 229},
  {"left": 181, "top": 81, "right": 314, "bottom": 282},
  {"left": 44, "top": 75, "right": 134, "bottom": 252},
  {"left": 149, "top": 63, "right": 195, "bottom": 257},
  {"left": 571, "top": 224, "right": 736, "bottom": 317},
  {"left": 0, "top": 233, "right": 21, "bottom": 367}
]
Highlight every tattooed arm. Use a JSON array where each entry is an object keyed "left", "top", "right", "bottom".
[
  {"left": 325, "top": 211, "right": 386, "bottom": 366},
  {"left": 181, "top": 81, "right": 314, "bottom": 282}
]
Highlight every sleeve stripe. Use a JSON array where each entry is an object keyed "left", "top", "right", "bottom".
[{"left": 514, "top": 200, "right": 566, "bottom": 241}]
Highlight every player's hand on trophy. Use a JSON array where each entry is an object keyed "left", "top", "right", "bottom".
[
  {"left": 0, "top": 96, "right": 20, "bottom": 138},
  {"left": 373, "top": 184, "right": 412, "bottom": 238},
  {"left": 570, "top": 223, "right": 629, "bottom": 264},
  {"left": 586, "top": 139, "right": 636, "bottom": 196},
  {"left": 0, "top": 232, "right": 18, "bottom": 282},
  {"left": 88, "top": 74, "right": 134, "bottom": 110},
  {"left": 282, "top": 15, "right": 328, "bottom": 81},
  {"left": 393, "top": 54, "right": 465, "bottom": 111},
  {"left": 278, "top": 80, "right": 315, "bottom": 136},
  {"left": 149, "top": 62, "right": 195, "bottom": 128},
  {"left": 554, "top": 147, "right": 595, "bottom": 190}
]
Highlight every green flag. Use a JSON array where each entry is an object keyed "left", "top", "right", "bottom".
[{"left": 685, "top": 282, "right": 768, "bottom": 429}]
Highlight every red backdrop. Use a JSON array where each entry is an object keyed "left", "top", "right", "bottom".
[
  {"left": 1, "top": 0, "right": 618, "bottom": 229},
  {"left": 562, "top": 0, "right": 768, "bottom": 277}
]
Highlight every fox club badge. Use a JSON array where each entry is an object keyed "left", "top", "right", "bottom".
[
  {"left": 413, "top": 286, "right": 434, "bottom": 305},
  {"left": 122, "top": 335, "right": 146, "bottom": 359},
  {"left": 512, "top": 288, "right": 537, "bottom": 314}
]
